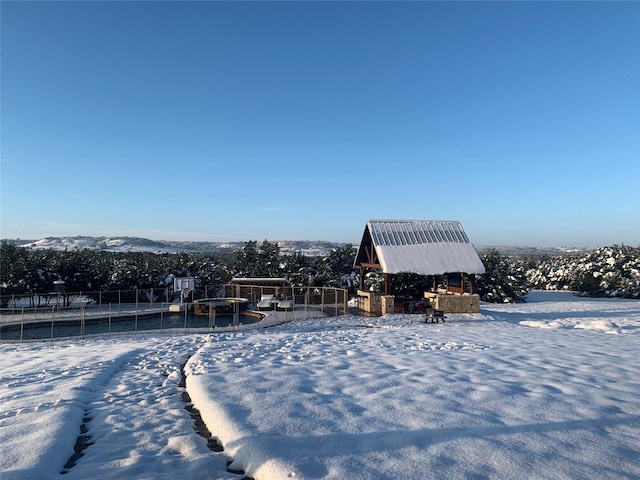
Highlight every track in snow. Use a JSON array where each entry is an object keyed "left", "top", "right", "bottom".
[{"left": 56, "top": 340, "right": 249, "bottom": 480}]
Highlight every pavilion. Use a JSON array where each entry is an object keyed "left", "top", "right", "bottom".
[{"left": 354, "top": 219, "right": 486, "bottom": 314}]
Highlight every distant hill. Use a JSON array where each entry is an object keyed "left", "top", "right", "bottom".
[
  {"left": 475, "top": 245, "right": 595, "bottom": 257},
  {"left": 7, "top": 236, "right": 348, "bottom": 257},
  {"left": 6, "top": 236, "right": 596, "bottom": 258}
]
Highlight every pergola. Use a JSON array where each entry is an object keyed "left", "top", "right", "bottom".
[{"left": 354, "top": 219, "right": 486, "bottom": 296}]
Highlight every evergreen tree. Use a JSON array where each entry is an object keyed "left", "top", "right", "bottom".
[
  {"left": 476, "top": 249, "right": 528, "bottom": 303},
  {"left": 0, "top": 241, "right": 31, "bottom": 306},
  {"left": 322, "top": 244, "right": 358, "bottom": 291},
  {"left": 391, "top": 273, "right": 433, "bottom": 300},
  {"left": 258, "top": 240, "right": 282, "bottom": 278},
  {"left": 282, "top": 252, "right": 314, "bottom": 287},
  {"left": 234, "top": 241, "right": 260, "bottom": 277}
]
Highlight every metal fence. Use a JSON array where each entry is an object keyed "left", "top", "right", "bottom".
[{"left": 0, "top": 285, "right": 349, "bottom": 342}]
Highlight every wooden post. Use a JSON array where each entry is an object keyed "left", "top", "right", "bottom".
[{"left": 469, "top": 274, "right": 476, "bottom": 294}]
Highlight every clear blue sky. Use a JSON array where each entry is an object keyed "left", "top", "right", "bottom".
[{"left": 1, "top": 1, "right": 639, "bottom": 247}]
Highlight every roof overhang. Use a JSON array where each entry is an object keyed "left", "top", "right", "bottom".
[{"left": 376, "top": 242, "right": 486, "bottom": 275}]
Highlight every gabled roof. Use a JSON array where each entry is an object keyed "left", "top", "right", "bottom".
[{"left": 354, "top": 220, "right": 486, "bottom": 275}]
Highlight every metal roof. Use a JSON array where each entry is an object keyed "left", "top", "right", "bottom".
[{"left": 368, "top": 220, "right": 470, "bottom": 246}]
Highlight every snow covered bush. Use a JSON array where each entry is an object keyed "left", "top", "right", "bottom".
[
  {"left": 525, "top": 245, "right": 640, "bottom": 299},
  {"left": 524, "top": 254, "right": 575, "bottom": 291},
  {"left": 476, "top": 249, "right": 528, "bottom": 303},
  {"left": 568, "top": 245, "right": 640, "bottom": 298}
]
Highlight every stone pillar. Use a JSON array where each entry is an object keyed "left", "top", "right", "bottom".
[{"left": 381, "top": 295, "right": 395, "bottom": 315}]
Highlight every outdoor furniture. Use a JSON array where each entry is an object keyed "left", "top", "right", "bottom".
[
  {"left": 404, "top": 301, "right": 416, "bottom": 314},
  {"left": 277, "top": 299, "right": 294, "bottom": 311},
  {"left": 425, "top": 308, "right": 445, "bottom": 323},
  {"left": 257, "top": 294, "right": 275, "bottom": 310},
  {"left": 402, "top": 300, "right": 431, "bottom": 314}
]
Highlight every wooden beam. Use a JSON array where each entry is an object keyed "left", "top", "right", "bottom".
[
  {"left": 360, "top": 262, "right": 381, "bottom": 269},
  {"left": 364, "top": 244, "right": 378, "bottom": 264}
]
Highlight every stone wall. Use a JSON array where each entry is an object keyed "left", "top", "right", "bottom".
[{"left": 424, "top": 292, "right": 480, "bottom": 313}]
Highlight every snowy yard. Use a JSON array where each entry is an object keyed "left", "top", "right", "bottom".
[{"left": 1, "top": 291, "right": 639, "bottom": 480}]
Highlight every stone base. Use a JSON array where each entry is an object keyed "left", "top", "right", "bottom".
[
  {"left": 423, "top": 292, "right": 480, "bottom": 313},
  {"left": 357, "top": 290, "right": 395, "bottom": 316}
]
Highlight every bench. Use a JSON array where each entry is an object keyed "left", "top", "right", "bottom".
[{"left": 425, "top": 308, "right": 445, "bottom": 323}]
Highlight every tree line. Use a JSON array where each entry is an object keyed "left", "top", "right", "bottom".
[
  {"left": 1, "top": 240, "right": 638, "bottom": 307},
  {"left": 0, "top": 240, "right": 358, "bottom": 306},
  {"left": 469, "top": 244, "right": 639, "bottom": 302}
]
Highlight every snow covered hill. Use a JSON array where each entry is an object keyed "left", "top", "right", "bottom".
[
  {"left": 18, "top": 236, "right": 181, "bottom": 253},
  {"left": 11, "top": 237, "right": 346, "bottom": 256},
  {"left": 11, "top": 237, "right": 597, "bottom": 258}
]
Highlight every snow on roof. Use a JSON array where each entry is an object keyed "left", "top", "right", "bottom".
[{"left": 359, "top": 220, "right": 486, "bottom": 275}]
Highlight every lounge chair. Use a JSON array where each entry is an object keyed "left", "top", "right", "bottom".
[
  {"left": 277, "top": 299, "right": 294, "bottom": 311},
  {"left": 257, "top": 294, "right": 275, "bottom": 310}
]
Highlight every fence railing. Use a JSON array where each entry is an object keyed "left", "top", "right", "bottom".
[{"left": 0, "top": 285, "right": 349, "bottom": 342}]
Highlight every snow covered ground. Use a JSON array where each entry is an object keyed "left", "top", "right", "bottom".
[{"left": 1, "top": 291, "right": 639, "bottom": 480}]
